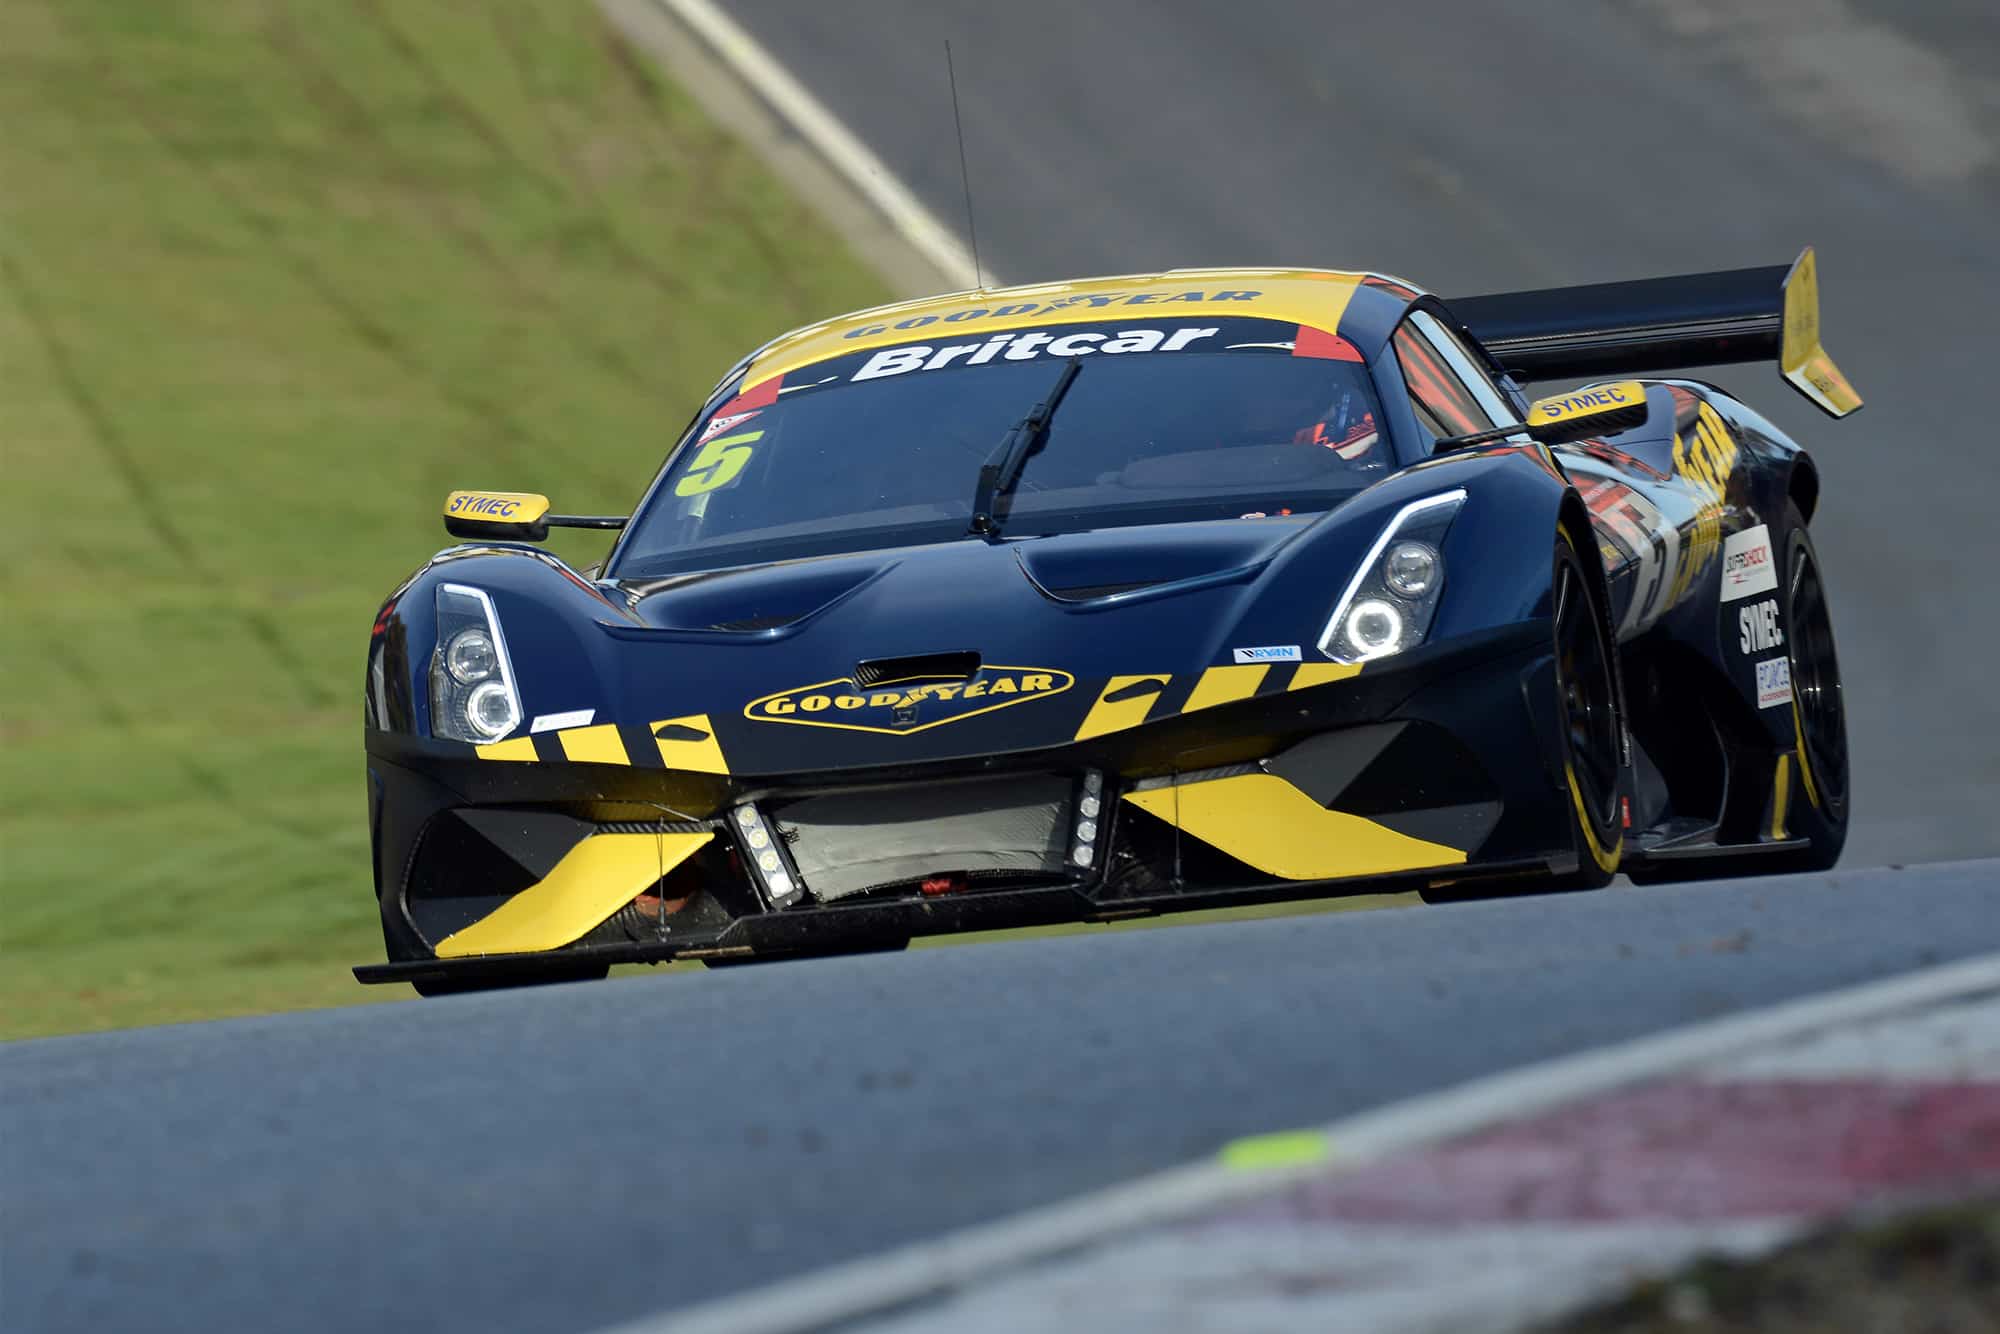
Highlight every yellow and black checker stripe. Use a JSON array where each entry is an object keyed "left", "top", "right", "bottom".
[
  {"left": 474, "top": 713, "right": 729, "bottom": 774},
  {"left": 1071, "top": 661, "right": 1362, "bottom": 741}
]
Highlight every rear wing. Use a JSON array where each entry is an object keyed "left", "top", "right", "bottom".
[{"left": 1447, "top": 247, "right": 1861, "bottom": 418}]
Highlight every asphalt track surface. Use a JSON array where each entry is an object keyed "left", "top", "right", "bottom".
[
  {"left": 8, "top": 6, "right": 2000, "bottom": 1334},
  {"left": 4, "top": 864, "right": 1998, "bottom": 1334},
  {"left": 731, "top": 0, "right": 2000, "bottom": 869}
]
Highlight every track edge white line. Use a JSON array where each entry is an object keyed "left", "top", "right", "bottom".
[
  {"left": 647, "top": 0, "right": 987, "bottom": 294},
  {"left": 605, "top": 948, "right": 2000, "bottom": 1334}
]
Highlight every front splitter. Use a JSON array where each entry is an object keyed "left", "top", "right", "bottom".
[{"left": 354, "top": 854, "right": 1562, "bottom": 985}]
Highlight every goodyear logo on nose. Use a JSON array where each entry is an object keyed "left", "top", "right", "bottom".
[{"left": 745, "top": 667, "right": 1074, "bottom": 735}]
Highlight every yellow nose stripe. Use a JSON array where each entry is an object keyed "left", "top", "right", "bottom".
[
  {"left": 1073, "top": 674, "right": 1172, "bottom": 740},
  {"left": 557, "top": 723, "right": 630, "bottom": 765},
  {"left": 1288, "top": 662, "right": 1363, "bottom": 691},
  {"left": 650, "top": 714, "right": 730, "bottom": 775},
  {"left": 1183, "top": 664, "right": 1268, "bottom": 712}
]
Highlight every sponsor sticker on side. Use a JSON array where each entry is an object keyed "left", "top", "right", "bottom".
[
  {"left": 1738, "top": 598, "right": 1784, "bottom": 654},
  {"left": 1755, "top": 655, "right": 1793, "bottom": 709},
  {"left": 1721, "top": 523, "right": 1778, "bottom": 601},
  {"left": 1232, "top": 645, "right": 1302, "bottom": 664},
  {"left": 530, "top": 709, "right": 595, "bottom": 734}
]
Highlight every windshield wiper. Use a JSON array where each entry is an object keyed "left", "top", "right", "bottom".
[{"left": 968, "top": 357, "right": 1083, "bottom": 539}]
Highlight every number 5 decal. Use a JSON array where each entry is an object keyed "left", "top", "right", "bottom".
[{"left": 674, "top": 430, "right": 762, "bottom": 497}]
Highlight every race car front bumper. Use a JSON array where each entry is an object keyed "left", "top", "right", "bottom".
[{"left": 356, "top": 622, "right": 1575, "bottom": 984}]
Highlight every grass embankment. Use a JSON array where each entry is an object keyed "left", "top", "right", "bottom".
[
  {"left": 0, "top": 0, "right": 886, "bottom": 1037},
  {"left": 1, "top": 1, "right": 1412, "bottom": 1039}
]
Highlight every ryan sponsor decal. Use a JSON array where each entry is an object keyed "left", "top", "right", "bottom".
[
  {"left": 1721, "top": 524, "right": 1778, "bottom": 601},
  {"left": 744, "top": 666, "right": 1074, "bottom": 735},
  {"left": 529, "top": 708, "right": 595, "bottom": 734},
  {"left": 1231, "top": 645, "right": 1302, "bottom": 664}
]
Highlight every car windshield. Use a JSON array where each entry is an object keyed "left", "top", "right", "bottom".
[{"left": 610, "top": 316, "right": 1388, "bottom": 578}]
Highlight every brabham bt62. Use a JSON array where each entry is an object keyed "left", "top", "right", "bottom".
[{"left": 358, "top": 253, "right": 1858, "bottom": 993}]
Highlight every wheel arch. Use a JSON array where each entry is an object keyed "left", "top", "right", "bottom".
[
  {"left": 1556, "top": 487, "right": 1630, "bottom": 764},
  {"left": 1787, "top": 452, "right": 1821, "bottom": 524}
]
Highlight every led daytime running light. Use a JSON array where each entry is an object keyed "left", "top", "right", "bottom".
[{"left": 1316, "top": 489, "right": 1466, "bottom": 665}]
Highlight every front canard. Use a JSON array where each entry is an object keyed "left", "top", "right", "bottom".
[{"left": 744, "top": 666, "right": 1074, "bottom": 735}]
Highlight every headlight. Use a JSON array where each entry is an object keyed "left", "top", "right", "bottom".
[
  {"left": 1317, "top": 490, "right": 1467, "bottom": 664},
  {"left": 430, "top": 584, "right": 523, "bottom": 742},
  {"left": 1383, "top": 542, "right": 1438, "bottom": 598},
  {"left": 445, "top": 629, "right": 498, "bottom": 684}
]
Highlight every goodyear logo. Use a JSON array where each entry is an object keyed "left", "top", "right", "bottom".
[
  {"left": 744, "top": 667, "right": 1074, "bottom": 735},
  {"left": 443, "top": 490, "right": 550, "bottom": 523},
  {"left": 1528, "top": 381, "right": 1646, "bottom": 426},
  {"left": 839, "top": 289, "right": 1263, "bottom": 340}
]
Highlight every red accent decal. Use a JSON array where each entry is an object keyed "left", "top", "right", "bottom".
[
  {"left": 920, "top": 875, "right": 961, "bottom": 897},
  {"left": 1292, "top": 325, "right": 1364, "bottom": 361},
  {"left": 723, "top": 374, "right": 783, "bottom": 415},
  {"left": 1363, "top": 275, "right": 1420, "bottom": 300}
]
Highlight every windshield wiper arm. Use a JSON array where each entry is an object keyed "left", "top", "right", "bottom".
[{"left": 968, "top": 357, "right": 1083, "bottom": 539}]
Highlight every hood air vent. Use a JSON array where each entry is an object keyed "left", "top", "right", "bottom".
[
  {"left": 707, "top": 613, "right": 801, "bottom": 632},
  {"left": 855, "top": 651, "right": 980, "bottom": 687},
  {"left": 1042, "top": 580, "right": 1161, "bottom": 602}
]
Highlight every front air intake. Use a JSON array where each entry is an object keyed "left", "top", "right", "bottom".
[{"left": 854, "top": 651, "right": 980, "bottom": 687}]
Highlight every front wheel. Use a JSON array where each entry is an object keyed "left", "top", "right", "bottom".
[{"left": 1424, "top": 526, "right": 1627, "bottom": 903}]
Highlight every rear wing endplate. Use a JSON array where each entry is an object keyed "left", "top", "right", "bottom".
[{"left": 1447, "top": 247, "right": 1861, "bottom": 418}]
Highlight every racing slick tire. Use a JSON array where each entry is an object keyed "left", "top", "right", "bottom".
[
  {"left": 1423, "top": 525, "right": 1629, "bottom": 903},
  {"left": 1629, "top": 498, "right": 1848, "bottom": 884},
  {"left": 1765, "top": 499, "right": 1850, "bottom": 870}
]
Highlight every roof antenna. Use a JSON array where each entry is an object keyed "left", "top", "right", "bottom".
[{"left": 944, "top": 40, "right": 984, "bottom": 292}]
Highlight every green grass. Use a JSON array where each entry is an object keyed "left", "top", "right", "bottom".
[
  {"left": 0, "top": 0, "right": 887, "bottom": 1039},
  {"left": 0, "top": 1, "right": 1417, "bottom": 1041}
]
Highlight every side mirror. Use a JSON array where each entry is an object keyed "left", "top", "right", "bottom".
[
  {"left": 442, "top": 491, "right": 629, "bottom": 542},
  {"left": 444, "top": 491, "right": 552, "bottom": 541},
  {"left": 1431, "top": 381, "right": 1653, "bottom": 454},
  {"left": 1521, "top": 380, "right": 1650, "bottom": 445}
]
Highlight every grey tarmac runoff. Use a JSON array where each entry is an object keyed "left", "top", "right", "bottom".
[
  {"left": 9, "top": 5, "right": 2000, "bottom": 1334},
  {"left": 715, "top": 0, "right": 2000, "bottom": 868},
  {"left": 8, "top": 864, "right": 2000, "bottom": 1334}
]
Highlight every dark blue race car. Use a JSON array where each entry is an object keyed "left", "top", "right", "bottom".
[{"left": 358, "top": 253, "right": 1860, "bottom": 994}]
